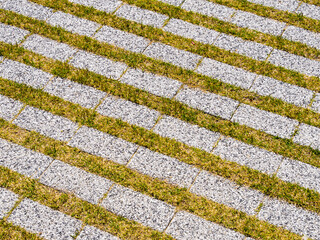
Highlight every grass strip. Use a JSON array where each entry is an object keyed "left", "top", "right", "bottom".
[
  {"left": 0, "top": 121, "right": 304, "bottom": 239},
  {"left": 0, "top": 167, "right": 172, "bottom": 240},
  {"left": 203, "top": 0, "right": 320, "bottom": 33},
  {"left": 300, "top": 0, "right": 320, "bottom": 7},
  {"left": 26, "top": 0, "right": 320, "bottom": 88},
  {"left": 0, "top": 220, "right": 44, "bottom": 240},
  {"left": 3, "top": 4, "right": 320, "bottom": 119},
  {"left": 0, "top": 75, "right": 320, "bottom": 219},
  {"left": 2, "top": 41, "right": 320, "bottom": 169},
  {"left": 113, "top": 0, "right": 320, "bottom": 58},
  {"left": 2, "top": 13, "right": 320, "bottom": 127}
]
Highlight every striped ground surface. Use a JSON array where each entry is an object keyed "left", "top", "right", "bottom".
[{"left": 0, "top": 0, "right": 320, "bottom": 239}]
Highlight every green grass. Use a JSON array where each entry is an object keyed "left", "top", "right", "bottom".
[
  {"left": 3, "top": 5, "right": 320, "bottom": 128},
  {"left": 301, "top": 0, "right": 320, "bottom": 7},
  {"left": 28, "top": 0, "right": 320, "bottom": 82},
  {"left": 0, "top": 120, "right": 303, "bottom": 239},
  {"left": 3, "top": 5, "right": 320, "bottom": 130},
  {"left": 204, "top": 0, "right": 320, "bottom": 33},
  {"left": 0, "top": 220, "right": 44, "bottom": 240},
  {"left": 118, "top": 0, "right": 320, "bottom": 57},
  {"left": 2, "top": 41, "right": 320, "bottom": 171},
  {"left": 0, "top": 167, "right": 173, "bottom": 240},
  {"left": 1, "top": 72, "right": 320, "bottom": 219},
  {"left": 0, "top": 0, "right": 319, "bottom": 237}
]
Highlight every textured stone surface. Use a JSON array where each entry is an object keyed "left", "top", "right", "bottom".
[
  {"left": 311, "top": 93, "right": 320, "bottom": 113},
  {"left": 293, "top": 123, "right": 320, "bottom": 150},
  {"left": 230, "top": 11, "right": 286, "bottom": 36},
  {"left": 250, "top": 75, "right": 314, "bottom": 107},
  {"left": 166, "top": 211, "right": 245, "bottom": 240},
  {"left": 13, "top": 106, "right": 78, "bottom": 142},
  {"left": 0, "top": 138, "right": 53, "bottom": 178},
  {"left": 0, "top": 188, "right": 19, "bottom": 219},
  {"left": 46, "top": 11, "right": 100, "bottom": 37},
  {"left": 197, "top": 57, "right": 257, "bottom": 89},
  {"left": 0, "top": 94, "right": 23, "bottom": 121},
  {"left": 247, "top": 0, "right": 300, "bottom": 12},
  {"left": 3, "top": 0, "right": 319, "bottom": 237},
  {"left": 0, "top": 23, "right": 29, "bottom": 45},
  {"left": 115, "top": 4, "right": 168, "bottom": 28},
  {"left": 214, "top": 33, "right": 272, "bottom": 61},
  {"left": 282, "top": 25, "right": 320, "bottom": 50},
  {"left": 23, "top": 34, "right": 77, "bottom": 62},
  {"left": 96, "top": 95, "right": 160, "bottom": 129},
  {"left": 3, "top": 0, "right": 54, "bottom": 21},
  {"left": 69, "top": 0, "right": 122, "bottom": 13},
  {"left": 144, "top": 42, "right": 202, "bottom": 70},
  {"left": 69, "top": 126, "right": 113, "bottom": 156},
  {"left": 153, "top": 115, "right": 220, "bottom": 152},
  {"left": 158, "top": 0, "right": 184, "bottom": 6},
  {"left": 213, "top": 137, "right": 283, "bottom": 175},
  {"left": 232, "top": 104, "right": 299, "bottom": 138},
  {"left": 258, "top": 198, "right": 320, "bottom": 239},
  {"left": 237, "top": 40, "right": 272, "bottom": 61},
  {"left": 181, "top": 0, "right": 235, "bottom": 21},
  {"left": 8, "top": 198, "right": 82, "bottom": 240},
  {"left": 297, "top": 3, "right": 320, "bottom": 21},
  {"left": 102, "top": 184, "right": 175, "bottom": 231},
  {"left": 40, "top": 160, "right": 113, "bottom": 204},
  {"left": 0, "top": 59, "right": 53, "bottom": 89},
  {"left": 95, "top": 25, "right": 150, "bottom": 53},
  {"left": 190, "top": 171, "right": 264, "bottom": 215},
  {"left": 268, "top": 49, "right": 320, "bottom": 78},
  {"left": 163, "top": 18, "right": 219, "bottom": 45},
  {"left": 68, "top": 126, "right": 138, "bottom": 165},
  {"left": 120, "top": 68, "right": 182, "bottom": 98},
  {"left": 214, "top": 33, "right": 243, "bottom": 52},
  {"left": 175, "top": 86, "right": 239, "bottom": 120},
  {"left": 277, "top": 158, "right": 320, "bottom": 193},
  {"left": 127, "top": 147, "right": 200, "bottom": 188},
  {"left": 77, "top": 225, "right": 119, "bottom": 240},
  {"left": 43, "top": 77, "right": 106, "bottom": 109},
  {"left": 69, "top": 50, "right": 127, "bottom": 79}
]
